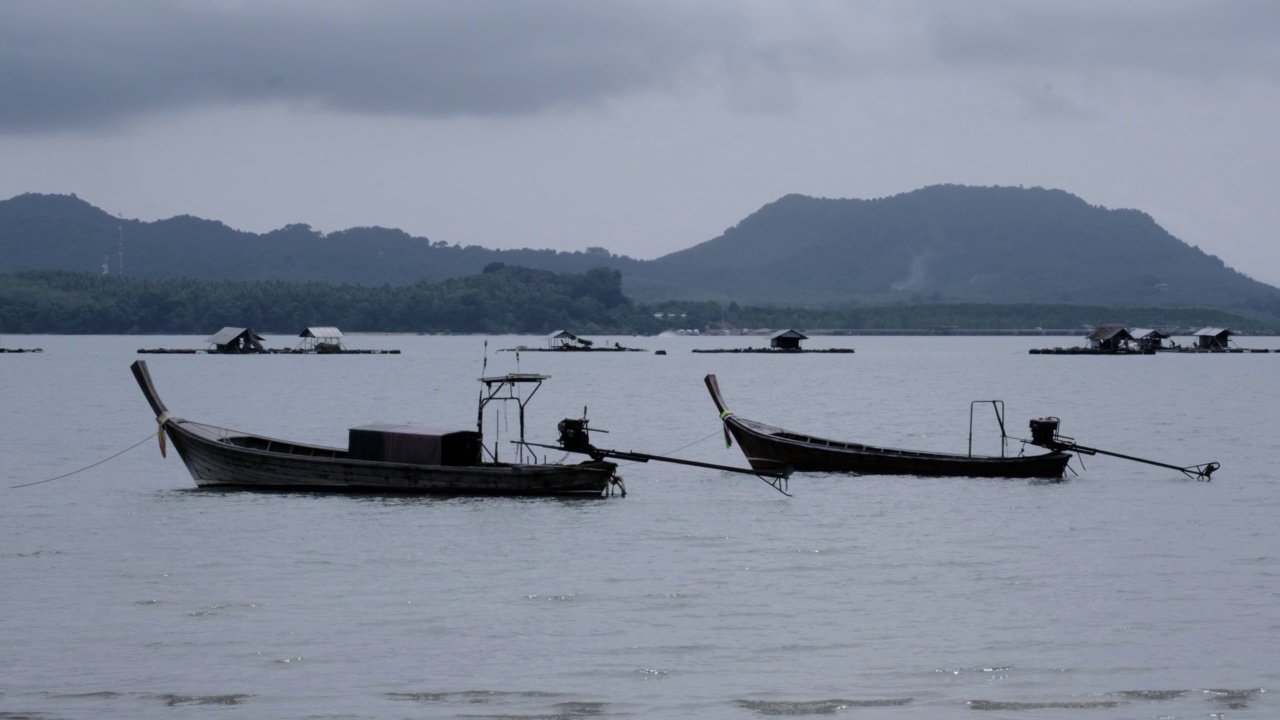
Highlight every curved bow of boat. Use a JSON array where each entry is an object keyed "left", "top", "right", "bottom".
[
  {"left": 131, "top": 360, "right": 171, "bottom": 419},
  {"left": 132, "top": 359, "right": 185, "bottom": 458},
  {"left": 705, "top": 374, "right": 731, "bottom": 415}
]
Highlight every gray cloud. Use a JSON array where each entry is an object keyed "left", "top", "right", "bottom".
[
  {"left": 931, "top": 1, "right": 1280, "bottom": 78},
  {"left": 0, "top": 1, "right": 752, "bottom": 132},
  {"left": 2, "top": 1, "right": 1277, "bottom": 135}
]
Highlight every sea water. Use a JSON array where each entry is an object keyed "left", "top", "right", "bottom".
[{"left": 2, "top": 334, "right": 1276, "bottom": 719}]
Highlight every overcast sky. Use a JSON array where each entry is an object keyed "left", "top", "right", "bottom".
[{"left": 3, "top": 1, "right": 1278, "bottom": 285}]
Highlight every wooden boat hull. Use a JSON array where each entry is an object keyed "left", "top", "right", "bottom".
[
  {"left": 132, "top": 361, "right": 618, "bottom": 496},
  {"left": 706, "top": 375, "right": 1070, "bottom": 480},
  {"left": 165, "top": 421, "right": 616, "bottom": 494}
]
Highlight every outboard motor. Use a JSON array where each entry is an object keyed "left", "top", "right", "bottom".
[
  {"left": 557, "top": 418, "right": 594, "bottom": 452},
  {"left": 1029, "top": 417, "right": 1060, "bottom": 448},
  {"left": 1025, "top": 414, "right": 1218, "bottom": 480}
]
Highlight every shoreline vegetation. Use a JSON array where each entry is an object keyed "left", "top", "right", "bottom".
[{"left": 1, "top": 268, "right": 1273, "bottom": 336}]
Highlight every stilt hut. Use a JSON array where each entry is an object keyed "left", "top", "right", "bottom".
[
  {"left": 1193, "top": 328, "right": 1234, "bottom": 350},
  {"left": 1086, "top": 324, "right": 1133, "bottom": 351},
  {"left": 770, "top": 329, "right": 808, "bottom": 351},
  {"left": 548, "top": 330, "right": 593, "bottom": 349},
  {"left": 205, "top": 327, "right": 266, "bottom": 354},
  {"left": 1130, "top": 328, "right": 1172, "bottom": 351},
  {"left": 298, "top": 327, "right": 345, "bottom": 353}
]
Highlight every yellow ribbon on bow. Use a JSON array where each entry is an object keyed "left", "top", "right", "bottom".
[{"left": 156, "top": 412, "right": 172, "bottom": 458}]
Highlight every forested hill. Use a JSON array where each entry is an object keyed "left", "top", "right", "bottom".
[
  {"left": 0, "top": 192, "right": 643, "bottom": 284},
  {"left": 4, "top": 186, "right": 1279, "bottom": 322},
  {"left": 625, "top": 185, "right": 1280, "bottom": 321}
]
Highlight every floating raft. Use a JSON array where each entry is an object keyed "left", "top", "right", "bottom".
[
  {"left": 500, "top": 330, "right": 645, "bottom": 352},
  {"left": 501, "top": 346, "right": 646, "bottom": 352},
  {"left": 1158, "top": 347, "right": 1272, "bottom": 354},
  {"left": 138, "top": 326, "right": 399, "bottom": 354},
  {"left": 137, "top": 348, "right": 400, "bottom": 355},
  {"left": 1033, "top": 325, "right": 1275, "bottom": 355},
  {"left": 691, "top": 348, "right": 855, "bottom": 354},
  {"left": 1029, "top": 347, "right": 1154, "bottom": 355},
  {"left": 1030, "top": 347, "right": 1273, "bottom": 355},
  {"left": 696, "top": 327, "right": 855, "bottom": 353},
  {"left": 692, "top": 329, "right": 853, "bottom": 354}
]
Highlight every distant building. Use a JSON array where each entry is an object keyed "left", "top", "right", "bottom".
[
  {"left": 298, "top": 326, "right": 345, "bottom": 353},
  {"left": 1085, "top": 324, "right": 1133, "bottom": 351},
  {"left": 205, "top": 327, "right": 265, "bottom": 353},
  {"left": 1130, "top": 328, "right": 1172, "bottom": 351},
  {"left": 548, "top": 330, "right": 593, "bottom": 349},
  {"left": 770, "top": 329, "right": 808, "bottom": 351},
  {"left": 1193, "top": 327, "right": 1234, "bottom": 350}
]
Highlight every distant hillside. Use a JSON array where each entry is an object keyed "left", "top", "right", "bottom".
[
  {"left": 0, "top": 192, "right": 643, "bottom": 284},
  {"left": 4, "top": 186, "right": 1279, "bottom": 322},
  {"left": 625, "top": 185, "right": 1280, "bottom": 322}
]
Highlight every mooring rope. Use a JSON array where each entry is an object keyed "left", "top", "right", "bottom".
[
  {"left": 10, "top": 432, "right": 158, "bottom": 489},
  {"left": 659, "top": 429, "right": 725, "bottom": 457},
  {"left": 610, "top": 429, "right": 724, "bottom": 468}
]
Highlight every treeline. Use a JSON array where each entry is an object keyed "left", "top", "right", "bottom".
[
  {"left": 0, "top": 268, "right": 1267, "bottom": 335},
  {"left": 0, "top": 266, "right": 660, "bottom": 335}
]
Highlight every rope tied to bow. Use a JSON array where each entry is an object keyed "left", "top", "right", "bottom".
[
  {"left": 156, "top": 412, "right": 173, "bottom": 458},
  {"left": 719, "top": 410, "right": 734, "bottom": 447}
]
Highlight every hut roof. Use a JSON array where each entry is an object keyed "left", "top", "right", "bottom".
[
  {"left": 300, "top": 327, "right": 343, "bottom": 339},
  {"left": 1086, "top": 324, "right": 1131, "bottom": 341},
  {"left": 205, "top": 327, "right": 264, "bottom": 345},
  {"left": 548, "top": 330, "right": 592, "bottom": 346},
  {"left": 1193, "top": 327, "right": 1233, "bottom": 338},
  {"left": 1129, "top": 328, "right": 1170, "bottom": 339},
  {"left": 770, "top": 329, "right": 809, "bottom": 341}
]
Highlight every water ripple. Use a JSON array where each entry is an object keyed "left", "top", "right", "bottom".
[
  {"left": 385, "top": 692, "right": 608, "bottom": 719},
  {"left": 736, "top": 698, "right": 912, "bottom": 715},
  {"left": 41, "top": 691, "right": 122, "bottom": 700},
  {"left": 1, "top": 551, "right": 63, "bottom": 559},
  {"left": 387, "top": 691, "right": 565, "bottom": 704},
  {"left": 146, "top": 693, "right": 250, "bottom": 706},
  {"left": 1203, "top": 687, "right": 1265, "bottom": 709},
  {"left": 1109, "top": 689, "right": 1188, "bottom": 701},
  {"left": 968, "top": 699, "right": 1124, "bottom": 710}
]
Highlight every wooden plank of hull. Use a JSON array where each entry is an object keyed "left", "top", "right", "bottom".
[
  {"left": 727, "top": 417, "right": 1069, "bottom": 479},
  {"left": 166, "top": 421, "right": 613, "bottom": 496}
]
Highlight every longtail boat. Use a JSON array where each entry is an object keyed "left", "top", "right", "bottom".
[
  {"left": 705, "top": 374, "right": 1071, "bottom": 479},
  {"left": 130, "top": 360, "right": 623, "bottom": 496}
]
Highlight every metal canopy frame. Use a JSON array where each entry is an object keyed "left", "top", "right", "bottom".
[
  {"left": 969, "top": 400, "right": 1009, "bottom": 458},
  {"left": 476, "top": 373, "right": 550, "bottom": 463}
]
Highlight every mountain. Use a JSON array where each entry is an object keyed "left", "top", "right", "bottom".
[
  {"left": 3, "top": 186, "right": 1279, "bottom": 322},
  {"left": 624, "top": 186, "right": 1280, "bottom": 321},
  {"left": 0, "top": 192, "right": 643, "bottom": 284}
]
